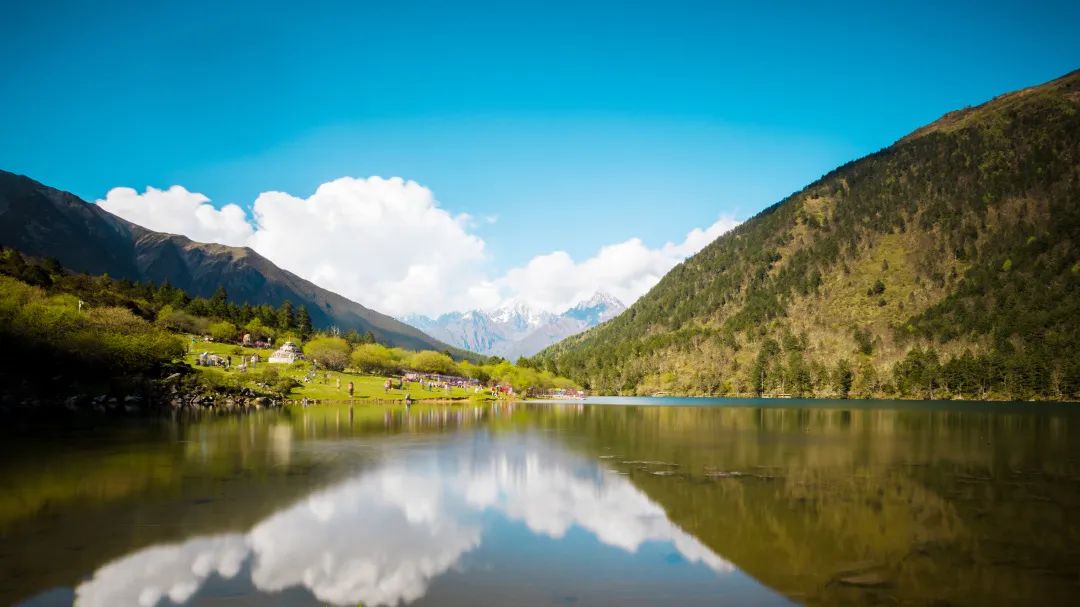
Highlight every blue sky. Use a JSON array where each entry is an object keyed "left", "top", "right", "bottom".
[{"left": 2, "top": 0, "right": 1078, "bottom": 314}]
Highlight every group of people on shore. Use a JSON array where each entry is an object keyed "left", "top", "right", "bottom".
[
  {"left": 196, "top": 350, "right": 262, "bottom": 373},
  {"left": 402, "top": 372, "right": 481, "bottom": 393}
]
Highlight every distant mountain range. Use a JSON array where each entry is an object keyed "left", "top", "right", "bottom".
[
  {"left": 404, "top": 292, "right": 625, "bottom": 360},
  {"left": 0, "top": 170, "right": 462, "bottom": 353}
]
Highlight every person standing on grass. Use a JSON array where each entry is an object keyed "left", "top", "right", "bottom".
[
  {"left": 348, "top": 381, "right": 354, "bottom": 398},
  {"left": 336, "top": 377, "right": 341, "bottom": 391}
]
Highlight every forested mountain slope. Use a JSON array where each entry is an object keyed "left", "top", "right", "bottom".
[
  {"left": 536, "top": 70, "right": 1080, "bottom": 400},
  {"left": 0, "top": 170, "right": 460, "bottom": 352}
]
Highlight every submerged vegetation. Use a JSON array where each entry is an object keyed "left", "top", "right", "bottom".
[{"left": 535, "top": 70, "right": 1080, "bottom": 401}]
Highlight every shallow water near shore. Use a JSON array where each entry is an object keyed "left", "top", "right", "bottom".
[{"left": 3, "top": 399, "right": 1080, "bottom": 606}]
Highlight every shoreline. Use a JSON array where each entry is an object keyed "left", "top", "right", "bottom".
[
  {"left": 284, "top": 397, "right": 518, "bottom": 406},
  {"left": 7, "top": 385, "right": 1075, "bottom": 419}
]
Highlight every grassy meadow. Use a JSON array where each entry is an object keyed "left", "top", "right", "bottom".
[{"left": 185, "top": 340, "right": 488, "bottom": 403}]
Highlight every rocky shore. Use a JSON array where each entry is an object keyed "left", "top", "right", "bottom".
[{"left": 0, "top": 365, "right": 285, "bottom": 415}]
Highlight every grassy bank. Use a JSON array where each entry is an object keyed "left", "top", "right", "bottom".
[{"left": 186, "top": 340, "right": 491, "bottom": 403}]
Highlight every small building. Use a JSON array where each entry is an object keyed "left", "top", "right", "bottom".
[{"left": 269, "top": 341, "right": 303, "bottom": 364}]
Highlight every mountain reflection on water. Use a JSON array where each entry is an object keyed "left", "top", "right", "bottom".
[
  {"left": 73, "top": 433, "right": 741, "bottom": 607},
  {"left": 5, "top": 399, "right": 1080, "bottom": 607}
]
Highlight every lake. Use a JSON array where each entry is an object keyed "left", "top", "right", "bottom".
[{"left": 3, "top": 397, "right": 1080, "bottom": 606}]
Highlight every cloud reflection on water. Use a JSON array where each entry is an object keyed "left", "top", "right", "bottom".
[{"left": 74, "top": 434, "right": 733, "bottom": 606}]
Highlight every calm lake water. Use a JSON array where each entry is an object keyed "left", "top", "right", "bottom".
[{"left": 3, "top": 397, "right": 1080, "bottom": 606}]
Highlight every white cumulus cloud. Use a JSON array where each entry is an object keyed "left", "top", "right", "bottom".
[
  {"left": 496, "top": 216, "right": 739, "bottom": 313},
  {"left": 96, "top": 178, "right": 738, "bottom": 317},
  {"left": 98, "top": 185, "right": 254, "bottom": 246},
  {"left": 244, "top": 177, "right": 489, "bottom": 317}
]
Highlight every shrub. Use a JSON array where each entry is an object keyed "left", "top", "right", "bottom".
[
  {"left": 408, "top": 350, "right": 459, "bottom": 375},
  {"left": 156, "top": 305, "right": 208, "bottom": 334},
  {"left": 258, "top": 366, "right": 279, "bottom": 382},
  {"left": 208, "top": 321, "right": 238, "bottom": 342},
  {"left": 272, "top": 375, "right": 300, "bottom": 395},
  {"left": 350, "top": 343, "right": 400, "bottom": 374},
  {"left": 458, "top": 360, "right": 491, "bottom": 383},
  {"left": 243, "top": 318, "right": 275, "bottom": 342},
  {"left": 0, "top": 276, "right": 184, "bottom": 374},
  {"left": 303, "top": 336, "right": 350, "bottom": 370}
]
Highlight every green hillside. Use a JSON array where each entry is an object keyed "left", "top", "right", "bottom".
[
  {"left": 535, "top": 69, "right": 1080, "bottom": 400},
  {"left": 0, "top": 169, "right": 465, "bottom": 353},
  {"left": 0, "top": 250, "right": 575, "bottom": 411}
]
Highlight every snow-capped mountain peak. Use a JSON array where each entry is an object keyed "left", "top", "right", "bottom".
[
  {"left": 487, "top": 299, "right": 554, "bottom": 331},
  {"left": 564, "top": 291, "right": 626, "bottom": 325},
  {"left": 584, "top": 291, "right": 619, "bottom": 307},
  {"left": 402, "top": 292, "right": 626, "bottom": 359}
]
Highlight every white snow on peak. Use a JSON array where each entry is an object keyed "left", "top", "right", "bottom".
[
  {"left": 487, "top": 299, "right": 552, "bottom": 328},
  {"left": 402, "top": 292, "right": 627, "bottom": 358},
  {"left": 573, "top": 291, "right": 624, "bottom": 311}
]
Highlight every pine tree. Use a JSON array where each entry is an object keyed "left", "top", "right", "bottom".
[
  {"left": 751, "top": 338, "right": 780, "bottom": 396},
  {"left": 277, "top": 300, "right": 294, "bottom": 331},
  {"left": 240, "top": 303, "right": 254, "bottom": 324},
  {"left": 209, "top": 286, "right": 228, "bottom": 318},
  {"left": 297, "top": 305, "right": 313, "bottom": 337},
  {"left": 832, "top": 359, "right": 854, "bottom": 398}
]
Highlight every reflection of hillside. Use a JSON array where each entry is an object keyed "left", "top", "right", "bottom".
[
  {"left": 628, "top": 467, "right": 965, "bottom": 604},
  {"left": 526, "top": 404, "right": 1080, "bottom": 606},
  {"left": 0, "top": 439, "right": 179, "bottom": 530},
  {"left": 0, "top": 412, "right": 378, "bottom": 606},
  {"left": 0, "top": 404, "right": 511, "bottom": 535}
]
